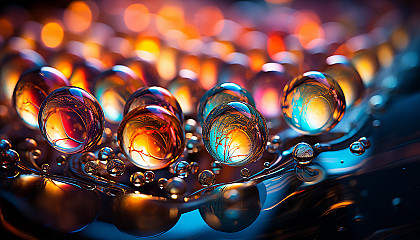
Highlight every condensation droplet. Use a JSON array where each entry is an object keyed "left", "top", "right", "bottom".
[
  {"left": 240, "top": 168, "right": 250, "bottom": 178},
  {"left": 350, "top": 141, "right": 365, "bottom": 155},
  {"left": 292, "top": 142, "right": 314, "bottom": 165},
  {"left": 144, "top": 171, "right": 155, "bottom": 183},
  {"left": 130, "top": 172, "right": 146, "bottom": 187},
  {"left": 174, "top": 161, "right": 191, "bottom": 178},
  {"left": 198, "top": 170, "right": 215, "bottom": 186}
]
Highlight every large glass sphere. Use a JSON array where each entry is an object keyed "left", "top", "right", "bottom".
[
  {"left": 0, "top": 49, "right": 46, "bottom": 102},
  {"left": 13, "top": 66, "right": 69, "bottom": 128},
  {"left": 281, "top": 71, "right": 346, "bottom": 135},
  {"left": 118, "top": 105, "right": 185, "bottom": 170},
  {"left": 324, "top": 55, "right": 365, "bottom": 107},
  {"left": 202, "top": 101, "right": 268, "bottom": 166},
  {"left": 124, "top": 86, "right": 184, "bottom": 124},
  {"left": 93, "top": 65, "right": 145, "bottom": 123},
  {"left": 197, "top": 82, "right": 255, "bottom": 126},
  {"left": 38, "top": 86, "right": 104, "bottom": 154},
  {"left": 123, "top": 57, "right": 159, "bottom": 86}
]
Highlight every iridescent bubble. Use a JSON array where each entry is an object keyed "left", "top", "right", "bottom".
[
  {"left": 295, "top": 163, "right": 325, "bottom": 184},
  {"left": 158, "top": 178, "right": 168, "bottom": 189},
  {"left": 0, "top": 139, "right": 11, "bottom": 152},
  {"left": 211, "top": 161, "right": 223, "bottom": 174},
  {"left": 130, "top": 172, "right": 146, "bottom": 187},
  {"left": 80, "top": 151, "right": 96, "bottom": 164},
  {"left": 38, "top": 86, "right": 104, "bottom": 154},
  {"left": 250, "top": 63, "right": 292, "bottom": 126},
  {"left": 167, "top": 69, "right": 204, "bottom": 116},
  {"left": 0, "top": 49, "right": 46, "bottom": 103},
  {"left": 240, "top": 168, "right": 251, "bottom": 178},
  {"left": 350, "top": 141, "right": 365, "bottom": 155},
  {"left": 118, "top": 105, "right": 185, "bottom": 170},
  {"left": 186, "top": 136, "right": 201, "bottom": 154},
  {"left": 107, "top": 159, "right": 126, "bottom": 177},
  {"left": 56, "top": 155, "right": 66, "bottom": 166},
  {"left": 174, "top": 161, "right": 191, "bottom": 178},
  {"left": 13, "top": 67, "right": 69, "bottom": 128},
  {"left": 292, "top": 142, "right": 314, "bottom": 165},
  {"left": 84, "top": 160, "right": 99, "bottom": 175},
  {"left": 93, "top": 65, "right": 145, "bottom": 123},
  {"left": 144, "top": 171, "right": 155, "bottom": 183},
  {"left": 190, "top": 162, "right": 199, "bottom": 174},
  {"left": 41, "top": 163, "right": 50, "bottom": 173},
  {"left": 281, "top": 71, "right": 346, "bottom": 135},
  {"left": 113, "top": 193, "right": 180, "bottom": 237},
  {"left": 124, "top": 86, "right": 184, "bottom": 124},
  {"left": 164, "top": 177, "right": 187, "bottom": 199},
  {"left": 98, "top": 147, "right": 115, "bottom": 162},
  {"left": 198, "top": 170, "right": 215, "bottom": 186},
  {"left": 199, "top": 183, "right": 261, "bottom": 233},
  {"left": 358, "top": 137, "right": 371, "bottom": 149},
  {"left": 324, "top": 55, "right": 365, "bottom": 107},
  {"left": 202, "top": 102, "right": 268, "bottom": 166},
  {"left": 1, "top": 149, "right": 20, "bottom": 169},
  {"left": 198, "top": 82, "right": 255, "bottom": 126}
]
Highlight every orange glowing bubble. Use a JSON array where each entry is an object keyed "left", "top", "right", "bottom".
[
  {"left": 390, "top": 27, "right": 409, "bottom": 51},
  {"left": 64, "top": 1, "right": 93, "bottom": 33},
  {"left": 135, "top": 37, "right": 160, "bottom": 62},
  {"left": 267, "top": 33, "right": 285, "bottom": 59},
  {"left": 83, "top": 41, "right": 101, "bottom": 60},
  {"left": 41, "top": 22, "right": 64, "bottom": 49},
  {"left": 194, "top": 6, "right": 224, "bottom": 36},
  {"left": 156, "top": 5, "right": 185, "bottom": 33},
  {"left": 296, "top": 22, "right": 324, "bottom": 48},
  {"left": 124, "top": 4, "right": 150, "bottom": 32}
]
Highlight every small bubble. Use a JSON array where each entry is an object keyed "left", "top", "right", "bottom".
[
  {"left": 98, "top": 147, "right": 115, "bottom": 162},
  {"left": 130, "top": 172, "right": 146, "bottom": 187},
  {"left": 184, "top": 119, "right": 198, "bottom": 133},
  {"left": 350, "top": 141, "right": 365, "bottom": 155},
  {"left": 56, "top": 155, "right": 66, "bottom": 166},
  {"left": 211, "top": 161, "right": 223, "bottom": 174},
  {"left": 358, "top": 137, "right": 371, "bottom": 149},
  {"left": 369, "top": 94, "right": 385, "bottom": 111},
  {"left": 295, "top": 164, "right": 325, "bottom": 184},
  {"left": 169, "top": 162, "right": 176, "bottom": 174},
  {"left": 1, "top": 149, "right": 20, "bottom": 169},
  {"left": 392, "top": 197, "right": 401, "bottom": 206},
  {"left": 266, "top": 142, "right": 277, "bottom": 153},
  {"left": 313, "top": 143, "right": 331, "bottom": 152},
  {"left": 240, "top": 168, "right": 251, "bottom": 178},
  {"left": 341, "top": 160, "right": 344, "bottom": 164},
  {"left": 198, "top": 170, "right": 215, "bottom": 186},
  {"left": 84, "top": 161, "right": 99, "bottom": 175},
  {"left": 338, "top": 227, "right": 345, "bottom": 232},
  {"left": 158, "top": 178, "right": 168, "bottom": 189},
  {"left": 292, "top": 142, "right": 314, "bottom": 165},
  {"left": 263, "top": 162, "right": 271, "bottom": 168},
  {"left": 354, "top": 214, "right": 364, "bottom": 222},
  {"left": 164, "top": 177, "right": 187, "bottom": 199},
  {"left": 41, "top": 163, "right": 50, "bottom": 173},
  {"left": 190, "top": 162, "right": 199, "bottom": 174},
  {"left": 80, "top": 151, "right": 96, "bottom": 163},
  {"left": 19, "top": 138, "right": 37, "bottom": 151},
  {"left": 174, "top": 161, "right": 191, "bottom": 178},
  {"left": 32, "top": 149, "right": 42, "bottom": 160},
  {"left": 144, "top": 171, "right": 155, "bottom": 183},
  {"left": 0, "top": 139, "right": 11, "bottom": 152},
  {"left": 372, "top": 119, "right": 381, "bottom": 128},
  {"left": 106, "top": 159, "right": 125, "bottom": 177},
  {"left": 186, "top": 136, "right": 201, "bottom": 154}
]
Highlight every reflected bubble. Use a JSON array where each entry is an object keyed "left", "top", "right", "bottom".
[
  {"left": 113, "top": 193, "right": 180, "bottom": 237},
  {"left": 13, "top": 67, "right": 69, "bottom": 129},
  {"left": 202, "top": 102, "right": 268, "bottom": 166},
  {"left": 324, "top": 55, "right": 365, "bottom": 107},
  {"left": 164, "top": 177, "right": 187, "bottom": 199},
  {"left": 124, "top": 86, "right": 184, "bottom": 124},
  {"left": 263, "top": 162, "right": 271, "bottom": 168},
  {"left": 295, "top": 163, "right": 325, "bottom": 184},
  {"left": 281, "top": 71, "right": 346, "bottom": 135},
  {"left": 93, "top": 65, "right": 145, "bottom": 123},
  {"left": 130, "top": 172, "right": 146, "bottom": 187},
  {"left": 198, "top": 170, "right": 215, "bottom": 186},
  {"left": 198, "top": 82, "right": 255, "bottom": 126},
  {"left": 199, "top": 182, "right": 261, "bottom": 233},
  {"left": 38, "top": 86, "right": 104, "bottom": 154},
  {"left": 118, "top": 105, "right": 185, "bottom": 170},
  {"left": 292, "top": 142, "right": 314, "bottom": 165},
  {"left": 106, "top": 159, "right": 126, "bottom": 177},
  {"left": 350, "top": 141, "right": 365, "bottom": 155}
]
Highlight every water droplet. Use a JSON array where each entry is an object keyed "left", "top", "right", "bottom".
[
  {"left": 130, "top": 172, "right": 146, "bottom": 187},
  {"left": 1, "top": 149, "right": 20, "bottom": 169},
  {"left": 372, "top": 119, "right": 381, "bottom": 128},
  {"left": 84, "top": 160, "right": 99, "bottom": 175},
  {"left": 56, "top": 155, "right": 66, "bottom": 166},
  {"left": 158, "top": 178, "right": 168, "bottom": 189},
  {"left": 184, "top": 119, "right": 198, "bottom": 133},
  {"left": 164, "top": 177, "right": 187, "bottom": 199},
  {"left": 144, "top": 171, "right": 155, "bottom": 183},
  {"left": 350, "top": 141, "right": 365, "bottom": 155},
  {"left": 369, "top": 94, "right": 385, "bottom": 111},
  {"left": 106, "top": 159, "right": 125, "bottom": 177},
  {"left": 190, "top": 162, "right": 199, "bottom": 174},
  {"left": 392, "top": 197, "right": 401, "bottom": 206},
  {"left": 0, "top": 139, "right": 11, "bottom": 152},
  {"left": 292, "top": 142, "right": 314, "bottom": 165},
  {"left": 174, "top": 161, "right": 191, "bottom": 178},
  {"left": 198, "top": 170, "right": 215, "bottom": 186},
  {"left": 211, "top": 161, "right": 223, "bottom": 175},
  {"left": 341, "top": 160, "right": 344, "bottom": 164},
  {"left": 80, "top": 151, "right": 96, "bottom": 164},
  {"left": 41, "top": 163, "right": 50, "bottom": 173},
  {"left": 240, "top": 168, "right": 251, "bottom": 178},
  {"left": 263, "top": 162, "right": 271, "bottom": 168},
  {"left": 358, "top": 137, "right": 371, "bottom": 149},
  {"left": 32, "top": 149, "right": 42, "bottom": 160},
  {"left": 266, "top": 142, "right": 278, "bottom": 153},
  {"left": 98, "top": 147, "right": 114, "bottom": 163}
]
